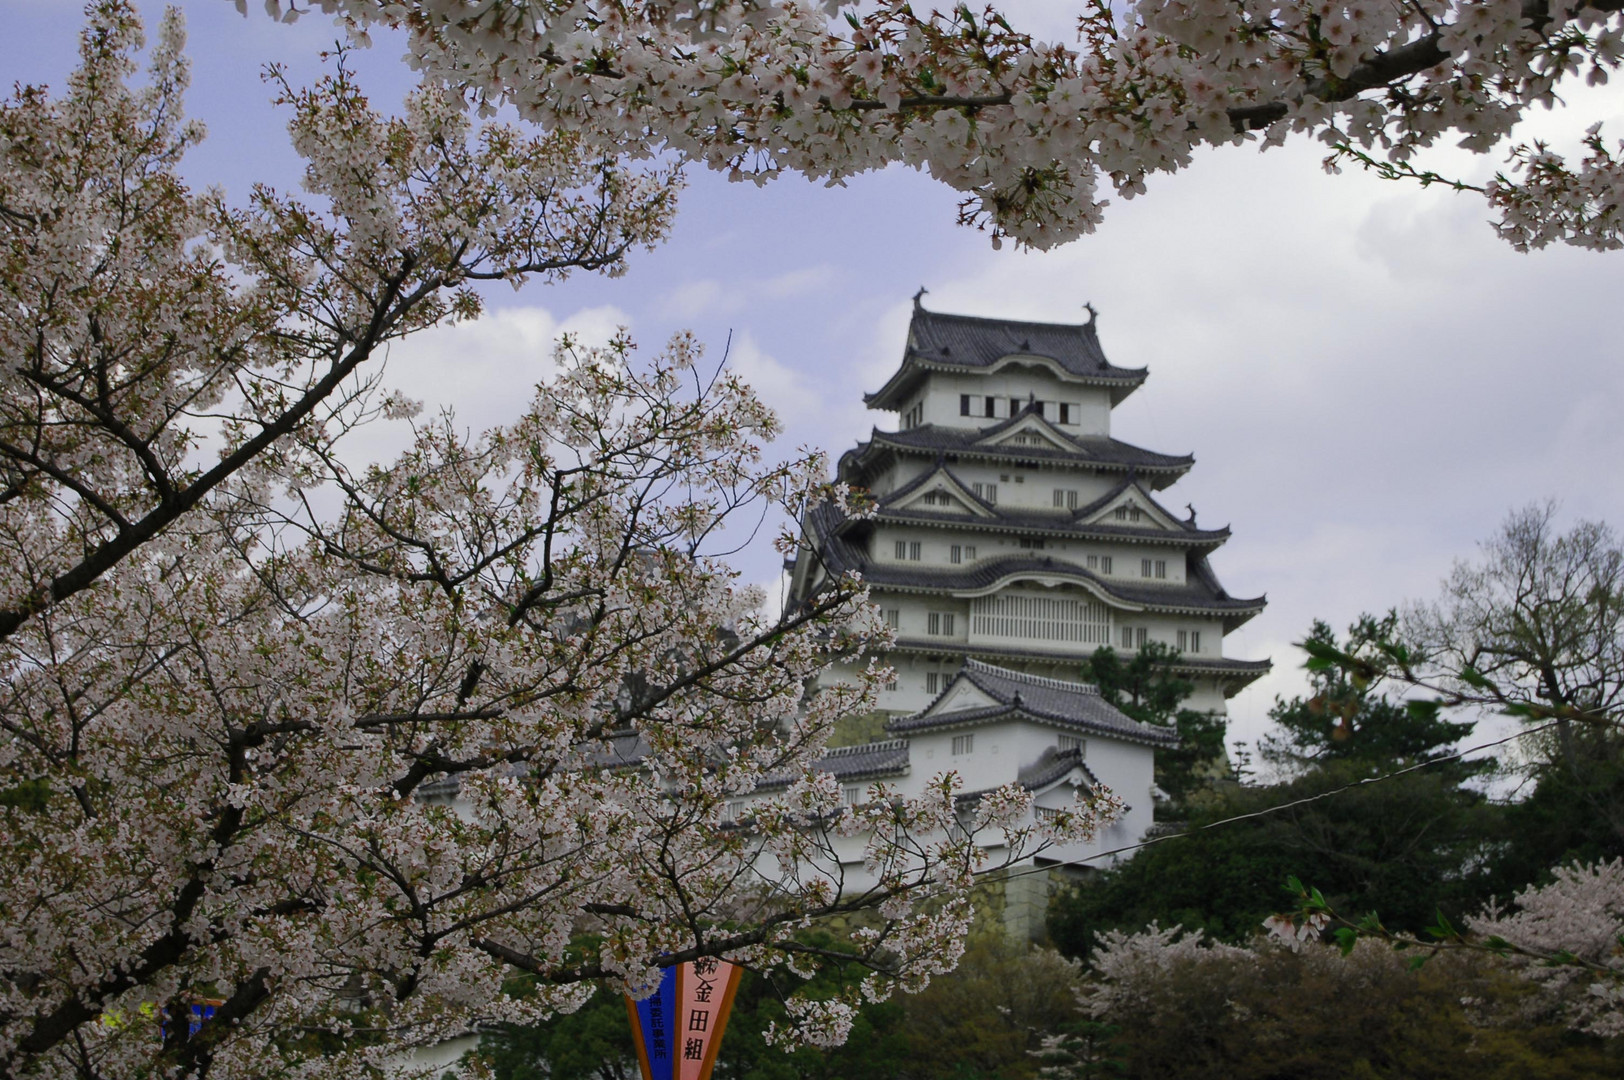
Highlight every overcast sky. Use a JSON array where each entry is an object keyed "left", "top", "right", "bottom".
[{"left": 7, "top": 2, "right": 1623, "bottom": 758}]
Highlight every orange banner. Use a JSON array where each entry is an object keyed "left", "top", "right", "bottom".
[{"left": 673, "top": 958, "right": 743, "bottom": 1080}]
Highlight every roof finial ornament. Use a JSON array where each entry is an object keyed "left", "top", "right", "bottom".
[
  {"left": 913, "top": 286, "right": 929, "bottom": 310},
  {"left": 1185, "top": 503, "right": 1198, "bottom": 525},
  {"left": 1083, "top": 301, "right": 1098, "bottom": 326}
]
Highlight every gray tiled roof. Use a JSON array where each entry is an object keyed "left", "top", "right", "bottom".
[
  {"left": 885, "top": 636, "right": 1272, "bottom": 694},
  {"left": 754, "top": 738, "right": 912, "bottom": 791},
  {"left": 873, "top": 469, "right": 1230, "bottom": 547},
  {"left": 1017, "top": 746, "right": 1100, "bottom": 791},
  {"left": 842, "top": 422, "right": 1193, "bottom": 480},
  {"left": 888, "top": 660, "right": 1180, "bottom": 747},
  {"left": 816, "top": 738, "right": 912, "bottom": 781},
  {"left": 804, "top": 505, "right": 1265, "bottom": 626},
  {"left": 577, "top": 729, "right": 912, "bottom": 794},
  {"left": 866, "top": 308, "right": 1147, "bottom": 410}
]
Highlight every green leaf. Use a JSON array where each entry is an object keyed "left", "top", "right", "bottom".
[
  {"left": 1458, "top": 665, "right": 1492, "bottom": 689},
  {"left": 1427, "top": 911, "right": 1459, "bottom": 941},
  {"left": 1332, "top": 927, "right": 1358, "bottom": 956},
  {"left": 1405, "top": 699, "right": 1444, "bottom": 724},
  {"left": 1407, "top": 954, "right": 1430, "bottom": 971}
]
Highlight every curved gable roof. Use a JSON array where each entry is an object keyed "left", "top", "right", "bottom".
[
  {"left": 866, "top": 305, "right": 1148, "bottom": 411},
  {"left": 888, "top": 660, "right": 1179, "bottom": 747}
]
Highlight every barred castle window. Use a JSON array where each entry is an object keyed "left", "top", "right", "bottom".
[
  {"left": 1119, "top": 625, "right": 1148, "bottom": 649},
  {"left": 971, "top": 592, "right": 1111, "bottom": 644}
]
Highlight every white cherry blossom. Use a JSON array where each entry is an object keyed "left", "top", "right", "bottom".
[{"left": 261, "top": 0, "right": 1624, "bottom": 250}]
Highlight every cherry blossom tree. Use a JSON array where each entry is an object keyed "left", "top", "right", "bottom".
[
  {"left": 0, "top": 6, "right": 1115, "bottom": 1077},
  {"left": 249, "top": 0, "right": 1624, "bottom": 251}
]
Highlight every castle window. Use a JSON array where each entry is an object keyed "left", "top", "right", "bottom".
[
  {"left": 964, "top": 544, "right": 976, "bottom": 561},
  {"left": 1120, "top": 626, "right": 1149, "bottom": 649},
  {"left": 894, "top": 541, "right": 921, "bottom": 561},
  {"left": 926, "top": 671, "right": 940, "bottom": 694},
  {"left": 984, "top": 396, "right": 996, "bottom": 417},
  {"left": 1155, "top": 560, "right": 1166, "bottom": 578},
  {"left": 910, "top": 542, "right": 921, "bottom": 561},
  {"left": 927, "top": 611, "right": 957, "bottom": 636},
  {"left": 1191, "top": 630, "right": 1202, "bottom": 653},
  {"left": 1177, "top": 629, "right": 1204, "bottom": 653},
  {"left": 960, "top": 394, "right": 972, "bottom": 416},
  {"left": 970, "top": 591, "right": 1111, "bottom": 644},
  {"left": 1086, "top": 554, "right": 1098, "bottom": 570},
  {"left": 1054, "top": 489, "right": 1080, "bottom": 509},
  {"left": 1034, "top": 400, "right": 1046, "bottom": 418},
  {"left": 972, "top": 482, "right": 997, "bottom": 505},
  {"left": 1058, "top": 734, "right": 1086, "bottom": 756},
  {"left": 1142, "top": 558, "right": 1165, "bottom": 578},
  {"left": 1018, "top": 538, "right": 1045, "bottom": 550},
  {"left": 952, "top": 734, "right": 975, "bottom": 756},
  {"left": 1058, "top": 402, "right": 1079, "bottom": 425},
  {"left": 884, "top": 609, "right": 900, "bottom": 629},
  {"left": 1100, "top": 556, "right": 1113, "bottom": 574},
  {"left": 1009, "top": 397, "right": 1020, "bottom": 417}
]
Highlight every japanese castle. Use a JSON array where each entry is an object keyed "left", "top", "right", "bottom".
[{"left": 782, "top": 298, "right": 1269, "bottom": 932}]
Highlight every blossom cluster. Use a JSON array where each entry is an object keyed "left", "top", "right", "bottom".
[
  {"left": 276, "top": 0, "right": 1624, "bottom": 249},
  {"left": 0, "top": 6, "right": 1119, "bottom": 1076},
  {"left": 1471, "top": 859, "right": 1624, "bottom": 1036}
]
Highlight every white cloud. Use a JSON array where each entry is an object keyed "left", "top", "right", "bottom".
[
  {"left": 660, "top": 279, "right": 736, "bottom": 320},
  {"left": 725, "top": 330, "right": 818, "bottom": 422},
  {"left": 343, "top": 303, "right": 631, "bottom": 468},
  {"left": 761, "top": 265, "right": 838, "bottom": 299}
]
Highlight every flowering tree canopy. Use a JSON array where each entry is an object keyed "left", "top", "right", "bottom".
[
  {"left": 260, "top": 0, "right": 1624, "bottom": 251},
  {"left": 0, "top": 6, "right": 1116, "bottom": 1077}
]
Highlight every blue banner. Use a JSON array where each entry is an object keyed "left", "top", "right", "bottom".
[{"left": 627, "top": 965, "right": 678, "bottom": 1080}]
